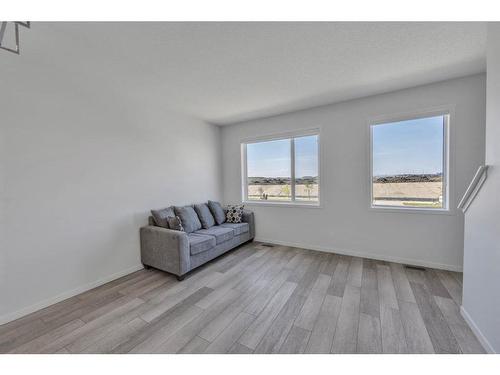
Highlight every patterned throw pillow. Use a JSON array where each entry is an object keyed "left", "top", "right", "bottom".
[
  {"left": 226, "top": 204, "right": 244, "bottom": 223},
  {"left": 167, "top": 216, "right": 184, "bottom": 231}
]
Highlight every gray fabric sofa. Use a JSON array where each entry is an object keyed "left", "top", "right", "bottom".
[{"left": 140, "top": 205, "right": 255, "bottom": 280}]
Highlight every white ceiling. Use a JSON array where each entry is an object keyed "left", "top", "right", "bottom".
[{"left": 1, "top": 22, "right": 487, "bottom": 125}]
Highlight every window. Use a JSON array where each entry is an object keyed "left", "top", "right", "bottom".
[
  {"left": 370, "top": 113, "right": 449, "bottom": 210},
  {"left": 242, "top": 131, "right": 320, "bottom": 205}
]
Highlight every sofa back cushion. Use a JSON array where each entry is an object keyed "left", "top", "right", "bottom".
[
  {"left": 208, "top": 200, "right": 226, "bottom": 225},
  {"left": 194, "top": 203, "right": 216, "bottom": 229},
  {"left": 151, "top": 206, "right": 175, "bottom": 228},
  {"left": 174, "top": 205, "right": 202, "bottom": 233}
]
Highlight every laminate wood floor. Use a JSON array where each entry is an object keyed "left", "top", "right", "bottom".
[{"left": 0, "top": 242, "right": 485, "bottom": 354}]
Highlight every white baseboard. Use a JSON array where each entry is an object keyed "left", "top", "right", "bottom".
[
  {"left": 0, "top": 264, "right": 144, "bottom": 326},
  {"left": 460, "top": 306, "right": 496, "bottom": 354},
  {"left": 254, "top": 237, "right": 463, "bottom": 272}
]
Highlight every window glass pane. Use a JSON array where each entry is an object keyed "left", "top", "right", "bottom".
[
  {"left": 372, "top": 115, "right": 445, "bottom": 209},
  {"left": 295, "top": 135, "right": 319, "bottom": 202},
  {"left": 247, "top": 138, "right": 291, "bottom": 201}
]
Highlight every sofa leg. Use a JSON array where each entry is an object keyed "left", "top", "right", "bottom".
[
  {"left": 176, "top": 275, "right": 185, "bottom": 281},
  {"left": 143, "top": 264, "right": 151, "bottom": 270}
]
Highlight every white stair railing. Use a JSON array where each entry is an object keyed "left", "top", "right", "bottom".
[{"left": 458, "top": 165, "right": 489, "bottom": 213}]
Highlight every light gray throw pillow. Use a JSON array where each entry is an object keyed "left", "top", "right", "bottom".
[
  {"left": 208, "top": 200, "right": 226, "bottom": 225},
  {"left": 174, "top": 206, "right": 202, "bottom": 233},
  {"left": 167, "top": 216, "right": 184, "bottom": 231},
  {"left": 194, "top": 203, "right": 216, "bottom": 229},
  {"left": 151, "top": 206, "right": 175, "bottom": 228}
]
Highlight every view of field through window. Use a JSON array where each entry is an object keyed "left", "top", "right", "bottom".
[
  {"left": 371, "top": 115, "right": 447, "bottom": 209},
  {"left": 246, "top": 134, "right": 319, "bottom": 202}
]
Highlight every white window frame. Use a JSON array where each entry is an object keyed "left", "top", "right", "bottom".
[
  {"left": 369, "top": 110, "right": 451, "bottom": 214},
  {"left": 241, "top": 128, "right": 321, "bottom": 208}
]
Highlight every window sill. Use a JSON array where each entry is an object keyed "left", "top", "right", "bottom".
[
  {"left": 369, "top": 205, "right": 455, "bottom": 215},
  {"left": 243, "top": 201, "right": 322, "bottom": 209}
]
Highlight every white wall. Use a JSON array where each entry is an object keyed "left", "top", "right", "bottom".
[
  {"left": 222, "top": 75, "right": 486, "bottom": 271},
  {"left": 462, "top": 24, "right": 500, "bottom": 353},
  {"left": 0, "top": 60, "right": 222, "bottom": 324}
]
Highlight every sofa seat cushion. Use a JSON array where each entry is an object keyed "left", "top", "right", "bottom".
[
  {"left": 194, "top": 226, "right": 234, "bottom": 245},
  {"left": 188, "top": 233, "right": 216, "bottom": 255},
  {"left": 220, "top": 222, "right": 249, "bottom": 236}
]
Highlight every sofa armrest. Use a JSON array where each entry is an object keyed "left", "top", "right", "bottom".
[
  {"left": 242, "top": 209, "right": 255, "bottom": 239},
  {"left": 140, "top": 225, "right": 190, "bottom": 276}
]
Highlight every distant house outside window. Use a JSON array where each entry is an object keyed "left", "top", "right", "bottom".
[
  {"left": 242, "top": 131, "right": 320, "bottom": 205},
  {"left": 370, "top": 113, "right": 449, "bottom": 210}
]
